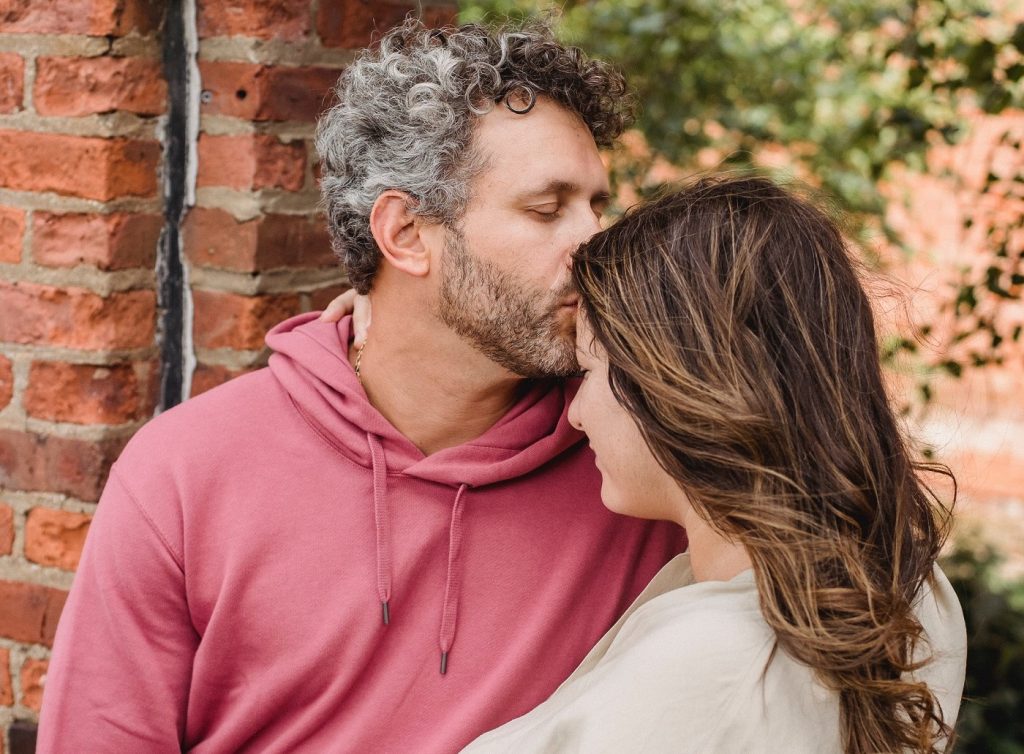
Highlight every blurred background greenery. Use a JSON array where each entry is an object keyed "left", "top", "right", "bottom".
[
  {"left": 946, "top": 535, "right": 1024, "bottom": 751},
  {"left": 459, "top": 1, "right": 1024, "bottom": 750}
]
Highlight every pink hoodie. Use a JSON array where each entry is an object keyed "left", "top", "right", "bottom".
[{"left": 39, "top": 314, "right": 685, "bottom": 753}]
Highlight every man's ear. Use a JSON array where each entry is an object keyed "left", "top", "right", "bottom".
[{"left": 369, "top": 191, "right": 431, "bottom": 278}]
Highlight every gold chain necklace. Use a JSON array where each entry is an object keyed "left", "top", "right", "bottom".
[{"left": 353, "top": 340, "right": 366, "bottom": 383}]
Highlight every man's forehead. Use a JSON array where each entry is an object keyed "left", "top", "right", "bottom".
[
  {"left": 472, "top": 140, "right": 610, "bottom": 203},
  {"left": 472, "top": 98, "right": 605, "bottom": 169}
]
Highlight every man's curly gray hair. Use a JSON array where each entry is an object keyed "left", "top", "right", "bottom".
[{"left": 315, "top": 18, "right": 634, "bottom": 293}]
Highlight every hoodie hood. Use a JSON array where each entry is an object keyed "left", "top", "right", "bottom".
[
  {"left": 266, "top": 312, "right": 584, "bottom": 487},
  {"left": 267, "top": 312, "right": 586, "bottom": 673}
]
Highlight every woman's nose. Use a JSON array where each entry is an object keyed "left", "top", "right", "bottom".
[{"left": 567, "top": 393, "right": 582, "bottom": 431}]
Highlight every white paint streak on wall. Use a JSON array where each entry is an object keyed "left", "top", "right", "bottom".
[{"left": 180, "top": 0, "right": 200, "bottom": 400}]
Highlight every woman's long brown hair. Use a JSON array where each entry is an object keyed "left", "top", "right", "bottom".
[{"left": 573, "top": 176, "right": 954, "bottom": 753}]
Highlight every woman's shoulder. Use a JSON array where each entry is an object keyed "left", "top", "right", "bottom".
[
  {"left": 565, "top": 554, "right": 765, "bottom": 678},
  {"left": 462, "top": 570, "right": 783, "bottom": 753},
  {"left": 597, "top": 568, "right": 776, "bottom": 689},
  {"left": 633, "top": 566, "right": 768, "bottom": 635},
  {"left": 917, "top": 563, "right": 968, "bottom": 649},
  {"left": 912, "top": 564, "right": 969, "bottom": 727}
]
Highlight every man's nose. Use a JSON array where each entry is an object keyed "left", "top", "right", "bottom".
[
  {"left": 578, "top": 207, "right": 603, "bottom": 241},
  {"left": 566, "top": 210, "right": 603, "bottom": 264}
]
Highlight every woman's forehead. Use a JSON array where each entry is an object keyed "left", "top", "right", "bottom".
[{"left": 573, "top": 314, "right": 604, "bottom": 361}]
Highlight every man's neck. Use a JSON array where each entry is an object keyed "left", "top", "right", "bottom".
[{"left": 349, "top": 303, "right": 525, "bottom": 456}]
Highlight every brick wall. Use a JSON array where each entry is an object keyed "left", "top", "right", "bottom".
[
  {"left": 882, "top": 110, "right": 1024, "bottom": 575},
  {"left": 0, "top": 2, "right": 456, "bottom": 750}
]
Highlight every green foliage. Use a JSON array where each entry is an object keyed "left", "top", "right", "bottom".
[
  {"left": 942, "top": 538, "right": 1024, "bottom": 753},
  {"left": 933, "top": 127, "right": 1024, "bottom": 376},
  {"left": 463, "top": 0, "right": 1022, "bottom": 210}
]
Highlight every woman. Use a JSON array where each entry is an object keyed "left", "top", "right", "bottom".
[{"left": 327, "top": 176, "right": 967, "bottom": 752}]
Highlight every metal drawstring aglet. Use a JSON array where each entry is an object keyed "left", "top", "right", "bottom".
[
  {"left": 381, "top": 601, "right": 390, "bottom": 626},
  {"left": 440, "top": 651, "right": 449, "bottom": 675}
]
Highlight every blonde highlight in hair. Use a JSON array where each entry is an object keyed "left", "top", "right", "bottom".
[{"left": 573, "top": 176, "right": 955, "bottom": 753}]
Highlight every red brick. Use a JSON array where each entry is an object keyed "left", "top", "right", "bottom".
[
  {"left": 25, "top": 361, "right": 150, "bottom": 425},
  {"left": 19, "top": 658, "right": 46, "bottom": 712},
  {"left": 310, "top": 283, "right": 350, "bottom": 312},
  {"left": 0, "top": 503, "right": 13, "bottom": 556},
  {"left": 317, "top": 0, "right": 415, "bottom": 48},
  {"left": 0, "top": 580, "right": 68, "bottom": 646},
  {"left": 0, "top": 428, "right": 127, "bottom": 501},
  {"left": 199, "top": 61, "right": 340, "bottom": 122},
  {"left": 24, "top": 508, "right": 92, "bottom": 571},
  {"left": 34, "top": 56, "right": 166, "bottom": 117},
  {"left": 951, "top": 448, "right": 1024, "bottom": 503},
  {"left": 0, "top": 352, "right": 9, "bottom": 411},
  {"left": 197, "top": 133, "right": 306, "bottom": 191},
  {"left": 190, "top": 363, "right": 255, "bottom": 397},
  {"left": 198, "top": 62, "right": 262, "bottom": 120},
  {"left": 184, "top": 208, "right": 334, "bottom": 272},
  {"left": 0, "top": 281, "right": 156, "bottom": 350},
  {"left": 253, "top": 66, "right": 341, "bottom": 122},
  {"left": 0, "top": 354, "right": 10, "bottom": 411},
  {"left": 316, "top": 2, "right": 456, "bottom": 48},
  {"left": 0, "top": 53, "right": 24, "bottom": 114},
  {"left": 256, "top": 213, "right": 335, "bottom": 268},
  {"left": 0, "top": 647, "right": 11, "bottom": 706},
  {"left": 0, "top": 206, "right": 25, "bottom": 263},
  {"left": 0, "top": 0, "right": 161, "bottom": 36},
  {"left": 192, "top": 290, "right": 300, "bottom": 350},
  {"left": 198, "top": 0, "right": 310, "bottom": 40},
  {"left": 32, "top": 212, "right": 161, "bottom": 271},
  {"left": 183, "top": 208, "right": 259, "bottom": 270},
  {"left": 0, "top": 130, "right": 159, "bottom": 201},
  {"left": 421, "top": 5, "right": 458, "bottom": 29}
]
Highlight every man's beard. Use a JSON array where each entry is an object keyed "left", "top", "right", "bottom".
[{"left": 434, "top": 228, "right": 579, "bottom": 378}]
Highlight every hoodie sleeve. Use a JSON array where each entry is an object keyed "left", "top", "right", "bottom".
[{"left": 37, "top": 466, "right": 199, "bottom": 753}]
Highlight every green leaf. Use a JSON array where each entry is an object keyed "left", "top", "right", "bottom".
[{"left": 939, "top": 359, "right": 964, "bottom": 378}]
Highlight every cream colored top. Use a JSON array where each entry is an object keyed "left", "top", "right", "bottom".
[{"left": 463, "top": 554, "right": 967, "bottom": 753}]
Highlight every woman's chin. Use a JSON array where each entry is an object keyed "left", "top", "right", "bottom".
[
  {"left": 599, "top": 483, "right": 679, "bottom": 524},
  {"left": 598, "top": 484, "right": 641, "bottom": 518}
]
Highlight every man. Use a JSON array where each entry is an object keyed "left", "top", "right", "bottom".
[{"left": 39, "top": 20, "right": 684, "bottom": 752}]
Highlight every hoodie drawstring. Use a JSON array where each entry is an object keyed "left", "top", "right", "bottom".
[
  {"left": 365, "top": 434, "right": 468, "bottom": 675},
  {"left": 439, "top": 483, "right": 468, "bottom": 675},
  {"left": 367, "top": 433, "right": 392, "bottom": 625}
]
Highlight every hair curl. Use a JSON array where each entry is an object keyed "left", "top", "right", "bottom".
[
  {"left": 573, "top": 175, "right": 955, "bottom": 753},
  {"left": 315, "top": 18, "right": 634, "bottom": 293}
]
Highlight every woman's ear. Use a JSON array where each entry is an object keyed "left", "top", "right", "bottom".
[{"left": 369, "top": 191, "right": 431, "bottom": 278}]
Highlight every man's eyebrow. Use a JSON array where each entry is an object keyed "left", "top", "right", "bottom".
[{"left": 513, "top": 180, "right": 610, "bottom": 202}]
